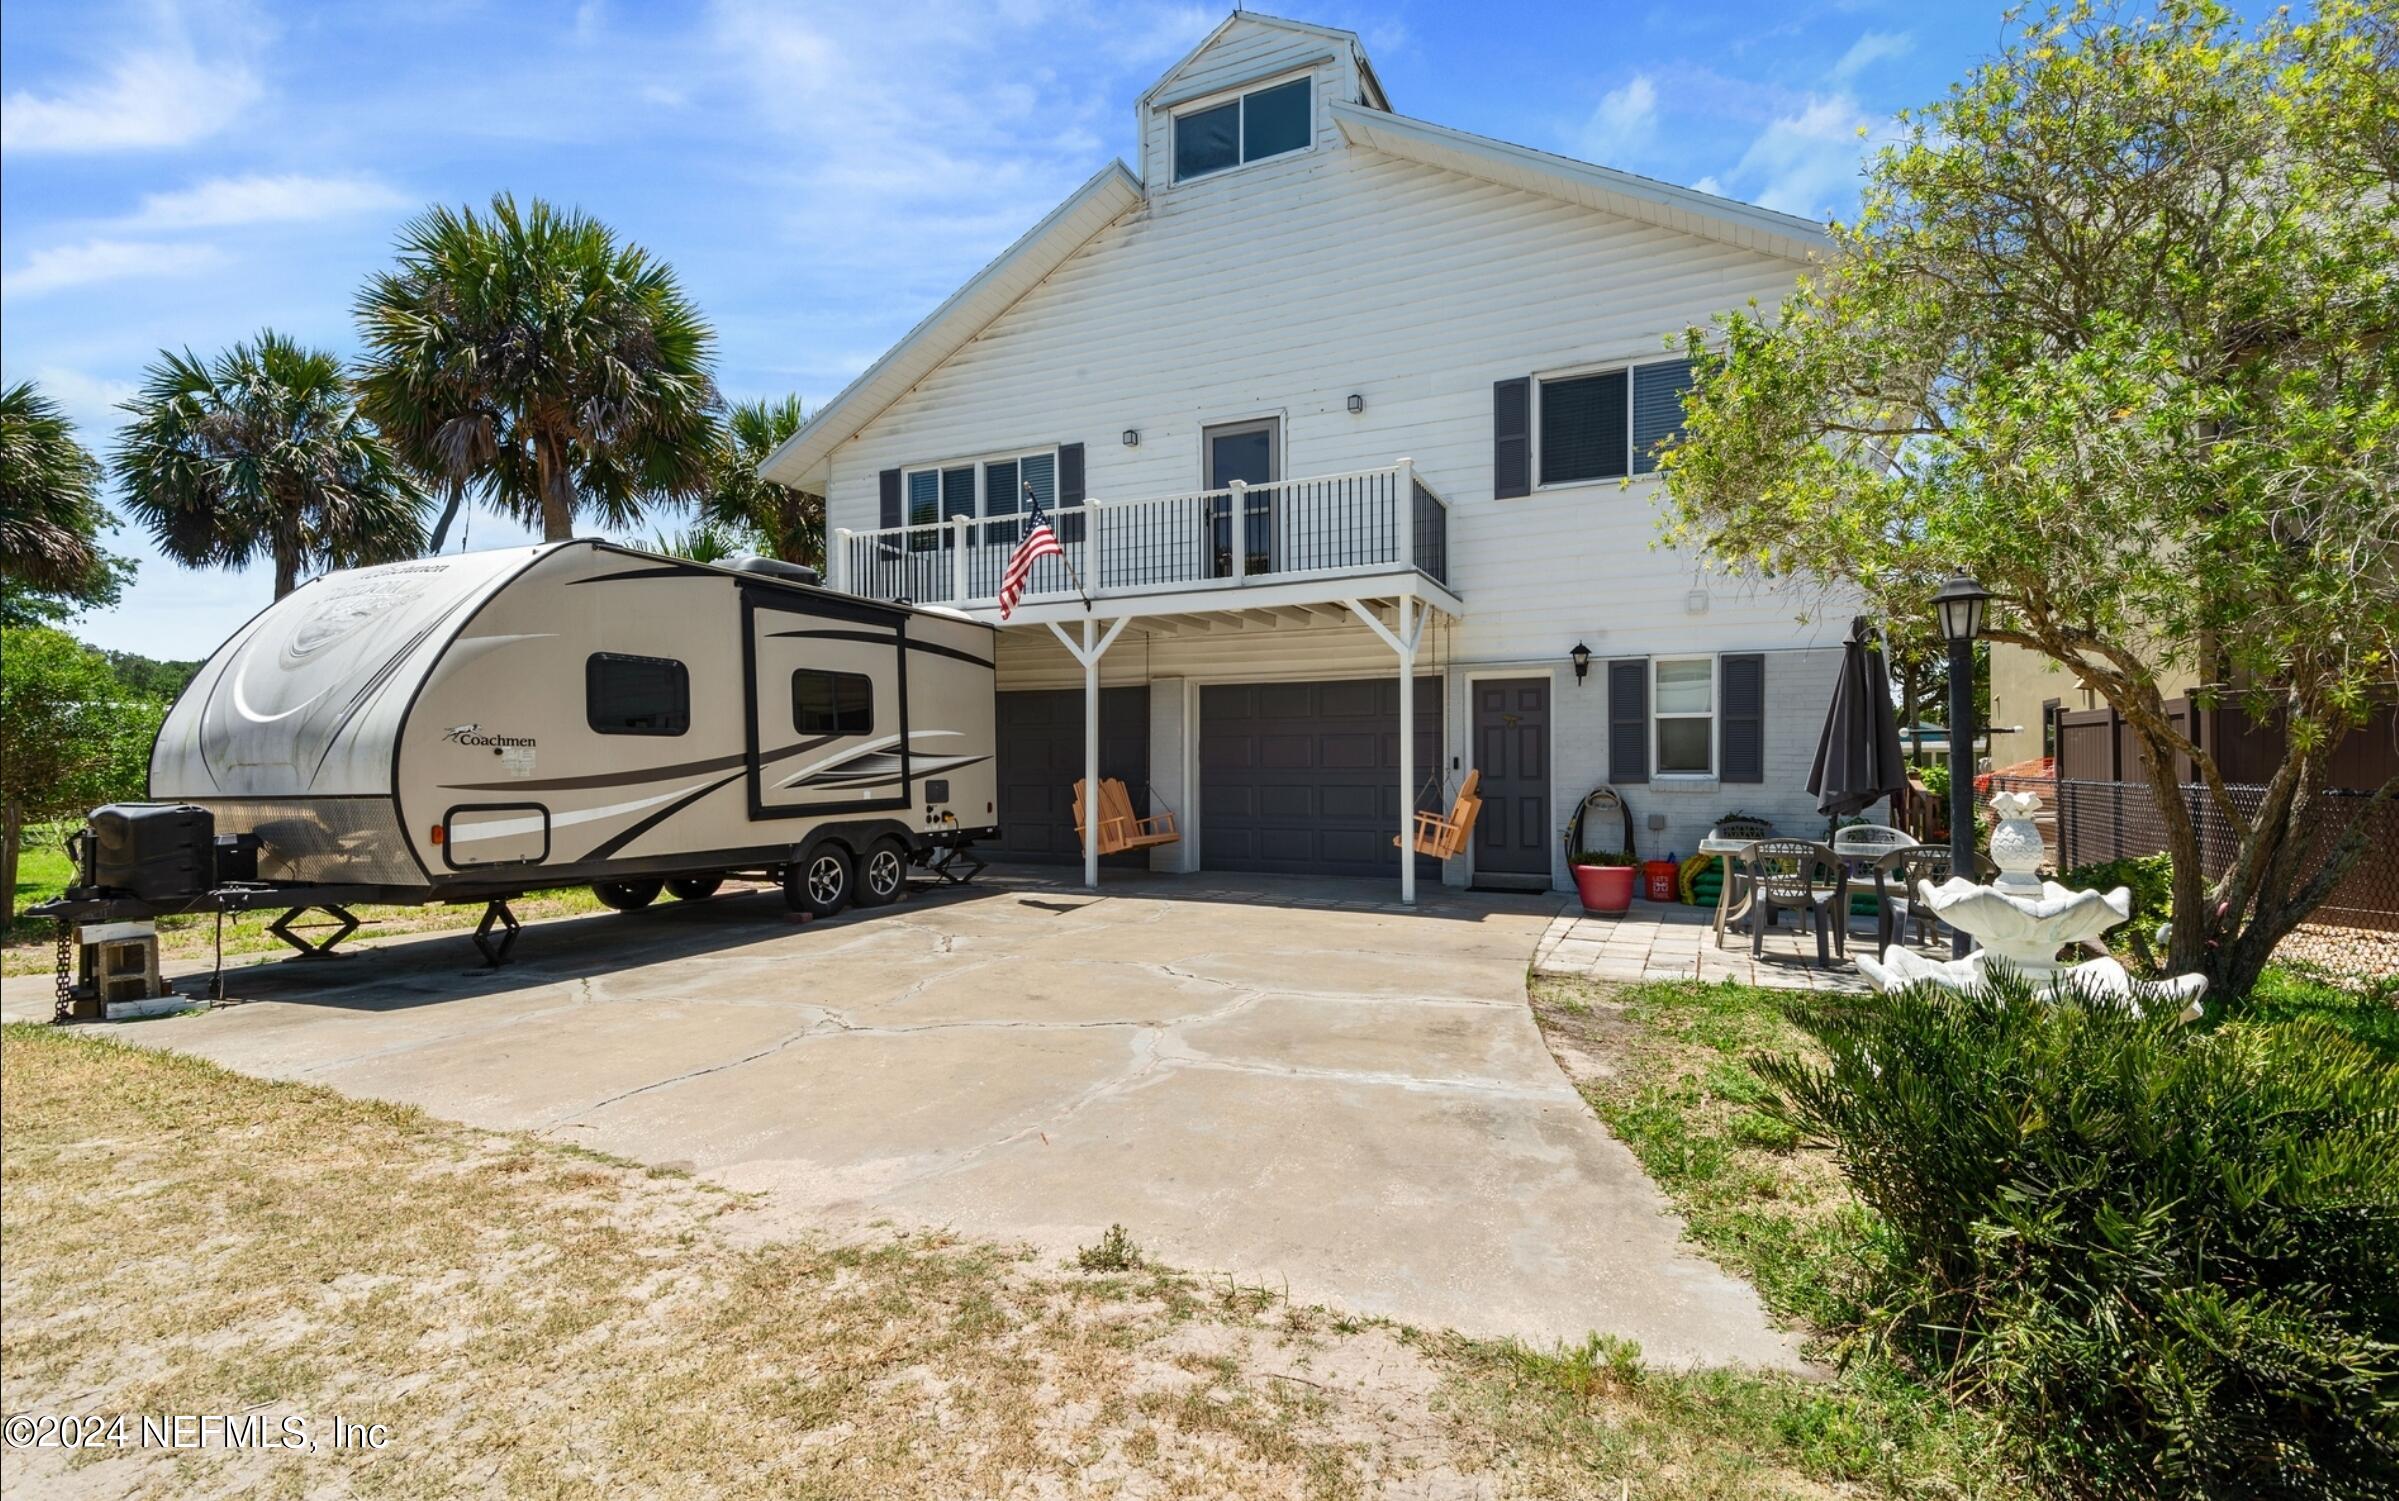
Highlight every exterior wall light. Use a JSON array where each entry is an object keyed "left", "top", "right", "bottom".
[
  {"left": 1346, "top": 393, "right": 1364, "bottom": 414},
  {"left": 1570, "top": 641, "right": 1592, "bottom": 684},
  {"left": 1121, "top": 429, "right": 1139, "bottom": 447}
]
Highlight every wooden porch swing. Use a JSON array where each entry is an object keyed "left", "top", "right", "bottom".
[
  {"left": 1073, "top": 778, "right": 1181, "bottom": 856},
  {"left": 1395, "top": 768, "right": 1481, "bottom": 860}
]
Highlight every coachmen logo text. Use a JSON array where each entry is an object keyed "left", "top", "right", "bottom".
[{"left": 443, "top": 724, "right": 537, "bottom": 748}]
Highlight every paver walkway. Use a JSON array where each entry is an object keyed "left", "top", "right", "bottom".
[{"left": 1534, "top": 898, "right": 1951, "bottom": 991}]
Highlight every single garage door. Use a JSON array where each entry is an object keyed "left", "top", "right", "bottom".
[
  {"left": 992, "top": 687, "right": 1150, "bottom": 864},
  {"left": 1201, "top": 677, "right": 1443, "bottom": 878}
]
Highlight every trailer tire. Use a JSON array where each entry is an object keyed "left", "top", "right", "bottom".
[
  {"left": 786, "top": 845, "right": 853, "bottom": 917},
  {"left": 593, "top": 879, "right": 663, "bottom": 911},
  {"left": 854, "top": 838, "right": 909, "bottom": 907},
  {"left": 666, "top": 876, "right": 723, "bottom": 901}
]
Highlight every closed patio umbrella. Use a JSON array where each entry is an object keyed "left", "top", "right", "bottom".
[{"left": 1807, "top": 616, "right": 1908, "bottom": 818}]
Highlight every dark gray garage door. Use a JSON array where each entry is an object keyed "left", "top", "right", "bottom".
[
  {"left": 992, "top": 687, "right": 1150, "bottom": 864},
  {"left": 1200, "top": 678, "right": 1443, "bottom": 878}
]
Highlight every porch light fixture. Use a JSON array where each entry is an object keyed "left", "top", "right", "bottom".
[
  {"left": 1931, "top": 570, "right": 1991, "bottom": 957},
  {"left": 1570, "top": 641, "right": 1592, "bottom": 684},
  {"left": 1346, "top": 393, "right": 1364, "bottom": 414},
  {"left": 1121, "top": 429, "right": 1139, "bottom": 447}
]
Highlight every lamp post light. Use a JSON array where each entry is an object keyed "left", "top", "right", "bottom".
[{"left": 1932, "top": 571, "right": 1991, "bottom": 957}]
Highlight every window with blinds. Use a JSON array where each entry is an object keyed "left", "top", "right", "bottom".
[{"left": 1534, "top": 356, "right": 1694, "bottom": 486}]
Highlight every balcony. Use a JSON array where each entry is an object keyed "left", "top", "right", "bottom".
[{"left": 829, "top": 461, "right": 1456, "bottom": 626}]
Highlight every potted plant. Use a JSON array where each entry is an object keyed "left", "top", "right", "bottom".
[{"left": 1570, "top": 849, "right": 1638, "bottom": 913}]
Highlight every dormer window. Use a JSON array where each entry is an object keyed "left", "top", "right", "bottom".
[{"left": 1172, "top": 76, "right": 1312, "bottom": 182}]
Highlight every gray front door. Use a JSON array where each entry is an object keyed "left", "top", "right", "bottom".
[
  {"left": 1474, "top": 678, "right": 1550, "bottom": 880},
  {"left": 1204, "top": 418, "right": 1277, "bottom": 578}
]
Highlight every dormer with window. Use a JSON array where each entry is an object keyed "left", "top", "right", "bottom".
[{"left": 1136, "top": 13, "right": 1389, "bottom": 193}]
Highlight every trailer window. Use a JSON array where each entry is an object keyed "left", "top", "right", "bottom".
[
  {"left": 586, "top": 653, "right": 690, "bottom": 736},
  {"left": 792, "top": 670, "right": 872, "bottom": 737}
]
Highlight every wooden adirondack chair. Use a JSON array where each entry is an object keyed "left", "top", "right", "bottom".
[
  {"left": 1395, "top": 769, "right": 1481, "bottom": 859},
  {"left": 1074, "top": 778, "right": 1180, "bottom": 855}
]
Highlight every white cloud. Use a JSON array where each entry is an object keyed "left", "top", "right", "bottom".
[
  {"left": 1577, "top": 75, "right": 1659, "bottom": 167},
  {"left": 21, "top": 367, "right": 139, "bottom": 446},
  {"left": 1, "top": 33, "right": 261, "bottom": 153},
  {"left": 127, "top": 173, "right": 408, "bottom": 229},
  {"left": 3, "top": 239, "right": 227, "bottom": 299},
  {"left": 1832, "top": 30, "right": 1913, "bottom": 82},
  {"left": 1713, "top": 93, "right": 1887, "bottom": 220}
]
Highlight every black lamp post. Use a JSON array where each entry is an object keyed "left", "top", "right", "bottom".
[{"left": 1932, "top": 571, "right": 1990, "bottom": 957}]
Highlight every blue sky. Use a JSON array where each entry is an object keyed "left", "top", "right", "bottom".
[{"left": 2, "top": 0, "right": 1999, "bottom": 655}]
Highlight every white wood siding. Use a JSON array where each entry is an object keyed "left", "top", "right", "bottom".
[{"left": 825, "top": 134, "right": 1841, "bottom": 663}]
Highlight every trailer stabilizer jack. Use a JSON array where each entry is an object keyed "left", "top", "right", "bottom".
[
  {"left": 473, "top": 900, "right": 521, "bottom": 968},
  {"left": 269, "top": 905, "right": 359, "bottom": 959}
]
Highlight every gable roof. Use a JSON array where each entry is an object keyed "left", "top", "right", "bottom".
[
  {"left": 1137, "top": 10, "right": 1388, "bottom": 110},
  {"left": 758, "top": 161, "right": 1144, "bottom": 490},
  {"left": 1330, "top": 101, "right": 1832, "bottom": 265},
  {"left": 760, "top": 19, "right": 1832, "bottom": 492}
]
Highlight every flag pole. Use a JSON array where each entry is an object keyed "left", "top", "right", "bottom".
[{"left": 1030, "top": 479, "right": 1094, "bottom": 612}]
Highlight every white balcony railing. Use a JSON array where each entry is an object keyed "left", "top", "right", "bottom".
[{"left": 830, "top": 460, "right": 1451, "bottom": 613}]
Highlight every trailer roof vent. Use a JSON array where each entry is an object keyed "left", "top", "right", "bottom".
[{"left": 725, "top": 554, "right": 822, "bottom": 587}]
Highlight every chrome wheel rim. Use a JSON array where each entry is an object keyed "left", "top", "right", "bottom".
[
  {"left": 806, "top": 856, "right": 845, "bottom": 906},
  {"left": 867, "top": 849, "right": 903, "bottom": 895}
]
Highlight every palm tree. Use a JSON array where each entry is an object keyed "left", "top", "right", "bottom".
[
  {"left": 354, "top": 193, "right": 721, "bottom": 544},
  {"left": 0, "top": 381, "right": 113, "bottom": 599},
  {"left": 114, "top": 332, "right": 428, "bottom": 599},
  {"left": 700, "top": 395, "right": 823, "bottom": 568}
]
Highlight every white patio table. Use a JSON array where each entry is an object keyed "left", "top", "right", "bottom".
[{"left": 1698, "top": 835, "right": 1758, "bottom": 949}]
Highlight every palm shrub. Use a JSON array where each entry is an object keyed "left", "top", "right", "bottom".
[
  {"left": 0, "top": 382, "right": 115, "bottom": 604},
  {"left": 701, "top": 395, "right": 821, "bottom": 567},
  {"left": 1757, "top": 972, "right": 2399, "bottom": 1498},
  {"left": 115, "top": 333, "right": 426, "bottom": 598},
  {"left": 354, "top": 194, "right": 720, "bottom": 544}
]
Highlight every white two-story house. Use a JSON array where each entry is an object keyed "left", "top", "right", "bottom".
[{"left": 763, "top": 11, "right": 1848, "bottom": 899}]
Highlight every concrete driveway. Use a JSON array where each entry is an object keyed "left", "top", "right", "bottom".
[{"left": 45, "top": 871, "right": 1798, "bottom": 1369}]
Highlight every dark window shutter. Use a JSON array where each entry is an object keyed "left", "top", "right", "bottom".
[
  {"left": 1608, "top": 659, "right": 1648, "bottom": 783},
  {"left": 1721, "top": 653, "right": 1765, "bottom": 783},
  {"left": 1057, "top": 442, "right": 1086, "bottom": 543},
  {"left": 878, "top": 468, "right": 902, "bottom": 530},
  {"left": 1493, "top": 378, "right": 1530, "bottom": 498}
]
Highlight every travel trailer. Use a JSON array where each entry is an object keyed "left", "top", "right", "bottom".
[{"left": 44, "top": 541, "right": 999, "bottom": 962}]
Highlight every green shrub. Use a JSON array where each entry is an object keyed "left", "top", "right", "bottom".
[
  {"left": 2063, "top": 852, "right": 2174, "bottom": 934},
  {"left": 1755, "top": 971, "right": 2399, "bottom": 1498}
]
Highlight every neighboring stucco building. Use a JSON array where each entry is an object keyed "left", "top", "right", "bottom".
[{"left": 764, "top": 11, "right": 1855, "bottom": 896}]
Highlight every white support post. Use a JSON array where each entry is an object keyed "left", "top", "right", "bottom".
[
  {"left": 1228, "top": 479, "right": 1248, "bottom": 585},
  {"left": 830, "top": 528, "right": 852, "bottom": 593},
  {"left": 1084, "top": 498, "right": 1103, "bottom": 597},
  {"left": 950, "top": 514, "right": 970, "bottom": 603},
  {"left": 1047, "top": 615, "right": 1133, "bottom": 891},
  {"left": 1084, "top": 617, "right": 1100, "bottom": 888},
  {"left": 1395, "top": 457, "right": 1416, "bottom": 574},
  {"left": 1395, "top": 596, "right": 1417, "bottom": 905},
  {"left": 1342, "top": 595, "right": 1430, "bottom": 905}
]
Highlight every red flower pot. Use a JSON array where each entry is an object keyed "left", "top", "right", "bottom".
[{"left": 1573, "top": 864, "right": 1636, "bottom": 913}]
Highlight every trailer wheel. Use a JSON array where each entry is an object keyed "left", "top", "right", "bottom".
[
  {"left": 854, "top": 838, "right": 909, "bottom": 907},
  {"left": 786, "top": 846, "right": 852, "bottom": 917},
  {"left": 593, "top": 879, "right": 663, "bottom": 911},
  {"left": 666, "top": 876, "right": 723, "bottom": 901}
]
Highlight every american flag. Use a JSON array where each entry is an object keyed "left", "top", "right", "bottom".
[{"left": 997, "top": 486, "right": 1064, "bottom": 620}]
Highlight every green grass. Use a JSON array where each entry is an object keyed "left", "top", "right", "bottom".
[
  {"left": 2230, "top": 963, "right": 2399, "bottom": 1055},
  {"left": 3, "top": 1019, "right": 2025, "bottom": 1499},
  {"left": 1529, "top": 976, "right": 2030, "bottom": 1497}
]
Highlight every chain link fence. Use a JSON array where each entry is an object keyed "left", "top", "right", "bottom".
[{"left": 1986, "top": 773, "right": 2396, "bottom": 984}]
